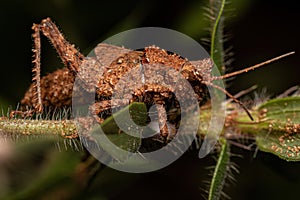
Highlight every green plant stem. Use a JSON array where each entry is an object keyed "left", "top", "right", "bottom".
[
  {"left": 208, "top": 138, "right": 230, "bottom": 200},
  {"left": 1, "top": 97, "right": 300, "bottom": 161},
  {"left": 210, "top": 0, "right": 226, "bottom": 72},
  {"left": 0, "top": 118, "right": 77, "bottom": 138}
]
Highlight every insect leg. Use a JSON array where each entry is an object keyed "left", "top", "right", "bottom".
[
  {"left": 31, "top": 23, "right": 43, "bottom": 113},
  {"left": 155, "top": 103, "right": 169, "bottom": 138},
  {"left": 11, "top": 18, "right": 85, "bottom": 118},
  {"left": 35, "top": 18, "right": 84, "bottom": 73}
]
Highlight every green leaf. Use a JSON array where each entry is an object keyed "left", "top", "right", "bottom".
[
  {"left": 256, "top": 130, "right": 300, "bottom": 161},
  {"left": 256, "top": 97, "right": 300, "bottom": 161},
  {"left": 89, "top": 102, "right": 147, "bottom": 159},
  {"left": 258, "top": 97, "right": 300, "bottom": 123}
]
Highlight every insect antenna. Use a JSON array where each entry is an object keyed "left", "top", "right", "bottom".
[
  {"left": 212, "top": 52, "right": 295, "bottom": 81},
  {"left": 202, "top": 81, "right": 254, "bottom": 120},
  {"left": 206, "top": 51, "right": 295, "bottom": 121}
]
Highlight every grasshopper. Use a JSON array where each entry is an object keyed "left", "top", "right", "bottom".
[{"left": 13, "top": 18, "right": 294, "bottom": 140}]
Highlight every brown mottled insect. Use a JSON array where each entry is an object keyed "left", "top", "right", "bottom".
[{"left": 13, "top": 18, "right": 294, "bottom": 140}]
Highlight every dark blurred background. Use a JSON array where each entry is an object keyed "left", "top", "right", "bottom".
[{"left": 0, "top": 0, "right": 299, "bottom": 199}]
